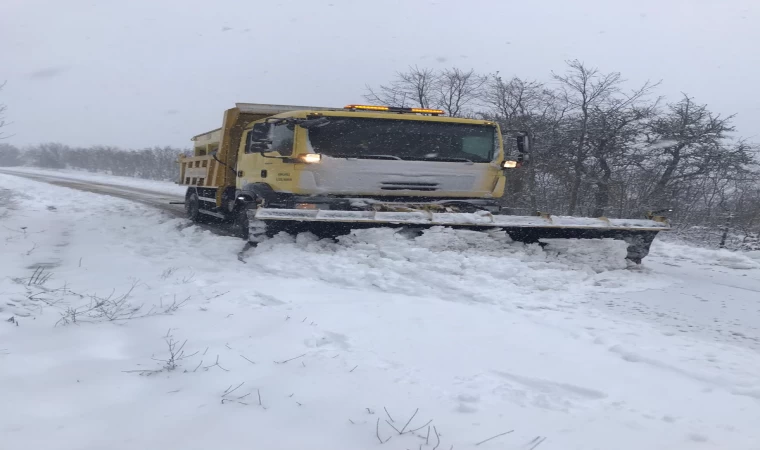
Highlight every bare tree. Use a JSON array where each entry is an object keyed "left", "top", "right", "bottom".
[
  {"left": 23, "top": 142, "right": 69, "bottom": 168},
  {"left": 435, "top": 68, "right": 486, "bottom": 117},
  {"left": 365, "top": 66, "right": 438, "bottom": 108},
  {"left": 730, "top": 171, "right": 760, "bottom": 240},
  {"left": 484, "top": 75, "right": 558, "bottom": 125},
  {"left": 553, "top": 60, "right": 625, "bottom": 215},
  {"left": 0, "top": 143, "right": 22, "bottom": 166},
  {"left": 584, "top": 82, "right": 660, "bottom": 216},
  {"left": 481, "top": 75, "right": 566, "bottom": 212},
  {"left": 643, "top": 94, "right": 755, "bottom": 208}
]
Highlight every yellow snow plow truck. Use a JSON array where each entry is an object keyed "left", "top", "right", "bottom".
[{"left": 178, "top": 103, "right": 669, "bottom": 263}]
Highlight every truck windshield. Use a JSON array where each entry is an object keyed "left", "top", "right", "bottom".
[{"left": 307, "top": 117, "right": 496, "bottom": 163}]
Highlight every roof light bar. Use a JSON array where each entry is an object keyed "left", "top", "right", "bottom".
[
  {"left": 410, "top": 107, "right": 445, "bottom": 115},
  {"left": 344, "top": 105, "right": 444, "bottom": 115},
  {"left": 344, "top": 104, "right": 389, "bottom": 111}
]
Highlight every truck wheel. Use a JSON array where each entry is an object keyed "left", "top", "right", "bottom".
[{"left": 186, "top": 192, "right": 201, "bottom": 222}]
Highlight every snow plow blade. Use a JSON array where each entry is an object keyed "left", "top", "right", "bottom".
[{"left": 253, "top": 209, "right": 669, "bottom": 263}]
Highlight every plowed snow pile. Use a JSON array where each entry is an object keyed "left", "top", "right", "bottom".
[
  {"left": 2, "top": 173, "right": 760, "bottom": 450},
  {"left": 251, "top": 228, "right": 633, "bottom": 304}
]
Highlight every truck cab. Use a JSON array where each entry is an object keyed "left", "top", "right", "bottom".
[{"left": 235, "top": 106, "right": 511, "bottom": 214}]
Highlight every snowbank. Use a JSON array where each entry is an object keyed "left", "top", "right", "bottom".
[
  {"left": 651, "top": 240, "right": 760, "bottom": 270},
  {"left": 2, "top": 173, "right": 760, "bottom": 450}
]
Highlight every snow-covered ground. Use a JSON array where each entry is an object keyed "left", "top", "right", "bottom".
[
  {"left": 0, "top": 166, "right": 186, "bottom": 196},
  {"left": 2, "top": 173, "right": 760, "bottom": 450}
]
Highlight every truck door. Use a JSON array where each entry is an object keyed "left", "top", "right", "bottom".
[{"left": 237, "top": 122, "right": 296, "bottom": 191}]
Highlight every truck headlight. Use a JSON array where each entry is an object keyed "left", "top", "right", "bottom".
[
  {"left": 297, "top": 154, "right": 322, "bottom": 163},
  {"left": 501, "top": 160, "right": 519, "bottom": 169}
]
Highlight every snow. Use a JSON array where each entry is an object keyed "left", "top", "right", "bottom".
[
  {"left": 0, "top": 166, "right": 187, "bottom": 196},
  {"left": 646, "top": 139, "right": 681, "bottom": 150},
  {"left": 2, "top": 173, "right": 760, "bottom": 450},
  {"left": 650, "top": 241, "right": 760, "bottom": 270}
]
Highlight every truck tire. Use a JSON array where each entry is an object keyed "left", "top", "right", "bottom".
[{"left": 186, "top": 192, "right": 201, "bottom": 222}]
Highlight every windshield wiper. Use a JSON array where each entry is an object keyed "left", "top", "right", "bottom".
[
  {"left": 341, "top": 154, "right": 404, "bottom": 160},
  {"left": 423, "top": 157, "right": 475, "bottom": 163}
]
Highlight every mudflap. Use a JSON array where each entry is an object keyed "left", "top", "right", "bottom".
[
  {"left": 237, "top": 224, "right": 282, "bottom": 263},
  {"left": 238, "top": 209, "right": 271, "bottom": 263},
  {"left": 237, "top": 241, "right": 254, "bottom": 263},
  {"left": 504, "top": 227, "right": 660, "bottom": 264}
]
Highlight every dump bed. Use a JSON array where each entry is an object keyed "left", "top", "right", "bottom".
[{"left": 178, "top": 128, "right": 222, "bottom": 187}]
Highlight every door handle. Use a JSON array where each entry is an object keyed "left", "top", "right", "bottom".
[{"left": 237, "top": 170, "right": 244, "bottom": 177}]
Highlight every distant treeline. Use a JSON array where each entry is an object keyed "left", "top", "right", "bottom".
[{"left": 0, "top": 143, "right": 186, "bottom": 181}]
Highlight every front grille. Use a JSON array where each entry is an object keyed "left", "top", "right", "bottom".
[{"left": 380, "top": 181, "right": 439, "bottom": 192}]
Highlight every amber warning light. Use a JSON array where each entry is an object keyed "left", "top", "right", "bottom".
[{"left": 344, "top": 105, "right": 445, "bottom": 115}]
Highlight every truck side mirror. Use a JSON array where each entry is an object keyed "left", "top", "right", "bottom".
[{"left": 516, "top": 135, "right": 529, "bottom": 161}]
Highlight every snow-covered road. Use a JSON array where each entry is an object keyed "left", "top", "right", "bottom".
[
  {"left": 0, "top": 167, "right": 187, "bottom": 217},
  {"left": 0, "top": 167, "right": 239, "bottom": 238},
  {"left": 2, "top": 171, "right": 760, "bottom": 450}
]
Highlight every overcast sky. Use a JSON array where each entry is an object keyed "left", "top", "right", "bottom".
[{"left": 1, "top": 0, "right": 758, "bottom": 149}]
